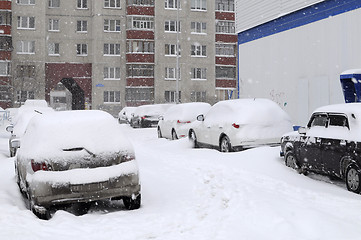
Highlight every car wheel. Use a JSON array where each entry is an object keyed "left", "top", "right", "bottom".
[
  {"left": 157, "top": 127, "right": 162, "bottom": 138},
  {"left": 123, "top": 194, "right": 141, "bottom": 210},
  {"left": 346, "top": 164, "right": 361, "bottom": 194},
  {"left": 284, "top": 151, "right": 300, "bottom": 170},
  {"left": 220, "top": 136, "right": 231, "bottom": 152},
  {"left": 189, "top": 130, "right": 198, "bottom": 148},
  {"left": 171, "top": 129, "right": 178, "bottom": 140}
]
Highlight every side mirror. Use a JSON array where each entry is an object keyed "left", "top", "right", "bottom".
[
  {"left": 10, "top": 139, "right": 20, "bottom": 148},
  {"left": 197, "top": 114, "right": 204, "bottom": 121},
  {"left": 159, "top": 116, "right": 164, "bottom": 121},
  {"left": 6, "top": 125, "right": 13, "bottom": 133},
  {"left": 298, "top": 127, "right": 306, "bottom": 135}
]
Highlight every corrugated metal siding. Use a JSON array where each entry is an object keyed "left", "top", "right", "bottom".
[{"left": 236, "top": 0, "right": 325, "bottom": 33}]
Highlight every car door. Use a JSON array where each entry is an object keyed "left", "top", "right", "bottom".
[
  {"left": 298, "top": 113, "right": 327, "bottom": 171},
  {"left": 321, "top": 114, "right": 350, "bottom": 176}
]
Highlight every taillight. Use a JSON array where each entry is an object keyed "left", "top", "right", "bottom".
[
  {"left": 31, "top": 160, "right": 49, "bottom": 172},
  {"left": 232, "top": 123, "right": 240, "bottom": 129},
  {"left": 177, "top": 120, "right": 191, "bottom": 124},
  {"left": 141, "top": 116, "right": 146, "bottom": 120}
]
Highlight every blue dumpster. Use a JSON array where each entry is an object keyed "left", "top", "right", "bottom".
[{"left": 340, "top": 69, "right": 361, "bottom": 103}]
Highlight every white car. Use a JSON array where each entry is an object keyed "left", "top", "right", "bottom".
[
  {"left": 188, "top": 98, "right": 293, "bottom": 152},
  {"left": 15, "top": 110, "right": 141, "bottom": 219},
  {"left": 157, "top": 102, "right": 211, "bottom": 140},
  {"left": 6, "top": 101, "right": 55, "bottom": 157}
]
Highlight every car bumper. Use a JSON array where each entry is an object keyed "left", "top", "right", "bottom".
[{"left": 29, "top": 160, "right": 140, "bottom": 207}]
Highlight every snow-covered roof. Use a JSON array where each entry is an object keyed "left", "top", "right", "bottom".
[
  {"left": 134, "top": 104, "right": 175, "bottom": 116},
  {"left": 18, "top": 110, "right": 133, "bottom": 160},
  {"left": 163, "top": 102, "right": 211, "bottom": 121}
]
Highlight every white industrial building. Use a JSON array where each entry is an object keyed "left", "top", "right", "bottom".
[{"left": 236, "top": 0, "right": 361, "bottom": 125}]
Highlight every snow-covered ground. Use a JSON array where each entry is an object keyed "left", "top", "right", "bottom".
[{"left": 1, "top": 122, "right": 361, "bottom": 239}]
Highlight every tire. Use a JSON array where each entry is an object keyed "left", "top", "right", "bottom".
[
  {"left": 157, "top": 127, "right": 162, "bottom": 138},
  {"left": 171, "top": 129, "right": 178, "bottom": 140},
  {"left": 284, "top": 151, "right": 299, "bottom": 170},
  {"left": 123, "top": 194, "right": 141, "bottom": 210},
  {"left": 220, "top": 136, "right": 231, "bottom": 152},
  {"left": 346, "top": 164, "right": 361, "bottom": 194},
  {"left": 189, "top": 130, "right": 198, "bottom": 148}
]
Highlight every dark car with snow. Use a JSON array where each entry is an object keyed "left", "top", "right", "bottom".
[
  {"left": 281, "top": 103, "right": 361, "bottom": 194},
  {"left": 130, "top": 104, "right": 174, "bottom": 128},
  {"left": 15, "top": 110, "right": 141, "bottom": 219}
]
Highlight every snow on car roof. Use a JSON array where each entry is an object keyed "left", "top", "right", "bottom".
[
  {"left": 23, "top": 99, "right": 49, "bottom": 108},
  {"left": 313, "top": 103, "right": 361, "bottom": 118},
  {"left": 205, "top": 98, "right": 291, "bottom": 125},
  {"left": 18, "top": 110, "right": 133, "bottom": 160},
  {"left": 134, "top": 104, "right": 175, "bottom": 116},
  {"left": 164, "top": 102, "right": 211, "bottom": 121}
]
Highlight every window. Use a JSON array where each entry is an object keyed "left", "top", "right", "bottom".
[
  {"left": 216, "top": 43, "right": 236, "bottom": 56},
  {"left": 165, "top": 91, "right": 181, "bottom": 103},
  {"left": 104, "top": 43, "right": 120, "bottom": 55},
  {"left": 104, "top": 91, "right": 120, "bottom": 103},
  {"left": 17, "top": 16, "right": 35, "bottom": 29},
  {"left": 48, "top": 43, "right": 60, "bottom": 55},
  {"left": 0, "top": 62, "right": 10, "bottom": 76},
  {"left": 104, "top": 67, "right": 120, "bottom": 80},
  {"left": 0, "top": 86, "right": 11, "bottom": 102},
  {"left": 16, "top": 65, "right": 36, "bottom": 78},
  {"left": 127, "top": 16, "right": 154, "bottom": 30},
  {"left": 77, "top": 20, "right": 87, "bottom": 32},
  {"left": 329, "top": 114, "right": 349, "bottom": 128},
  {"left": 77, "top": 0, "right": 88, "bottom": 9},
  {"left": 215, "top": 0, "right": 234, "bottom": 11},
  {"left": 165, "top": 67, "right": 180, "bottom": 80},
  {"left": 104, "top": 19, "right": 121, "bottom": 32},
  {"left": 17, "top": 0, "right": 35, "bottom": 5},
  {"left": 49, "top": 19, "right": 59, "bottom": 31},
  {"left": 165, "top": 20, "right": 180, "bottom": 32},
  {"left": 309, "top": 114, "right": 328, "bottom": 127},
  {"left": 76, "top": 43, "right": 87, "bottom": 55},
  {"left": 216, "top": 66, "right": 236, "bottom": 79},
  {"left": 165, "top": 44, "right": 180, "bottom": 56},
  {"left": 191, "top": 91, "right": 206, "bottom": 102},
  {"left": 165, "top": 0, "right": 179, "bottom": 9},
  {"left": 191, "top": 22, "right": 206, "bottom": 34},
  {"left": 16, "top": 90, "right": 34, "bottom": 103},
  {"left": 191, "top": 44, "right": 206, "bottom": 57},
  {"left": 127, "top": 0, "right": 154, "bottom": 6},
  {"left": 125, "top": 87, "right": 154, "bottom": 102},
  {"left": 216, "top": 21, "right": 235, "bottom": 34},
  {"left": 191, "top": 0, "right": 206, "bottom": 10},
  {"left": 16, "top": 41, "right": 35, "bottom": 54},
  {"left": 126, "top": 64, "right": 154, "bottom": 77},
  {"left": 191, "top": 68, "right": 206, "bottom": 80},
  {"left": 49, "top": 0, "right": 60, "bottom": 8},
  {"left": 104, "top": 0, "right": 120, "bottom": 8},
  {"left": 127, "top": 40, "right": 154, "bottom": 53}
]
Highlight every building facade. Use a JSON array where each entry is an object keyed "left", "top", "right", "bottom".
[
  {"left": 8, "top": 0, "right": 237, "bottom": 115},
  {"left": 0, "top": 0, "right": 11, "bottom": 109},
  {"left": 236, "top": 0, "right": 361, "bottom": 125}
]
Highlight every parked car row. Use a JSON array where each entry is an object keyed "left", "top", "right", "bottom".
[{"left": 7, "top": 100, "right": 141, "bottom": 219}]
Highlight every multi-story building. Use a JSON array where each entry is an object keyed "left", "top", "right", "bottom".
[
  {"left": 0, "top": 0, "right": 12, "bottom": 109},
  {"left": 11, "top": 0, "right": 237, "bottom": 115}
]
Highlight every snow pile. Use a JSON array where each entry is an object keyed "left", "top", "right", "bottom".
[{"left": 18, "top": 110, "right": 134, "bottom": 160}]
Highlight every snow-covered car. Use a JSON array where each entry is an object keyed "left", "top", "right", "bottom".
[
  {"left": 157, "top": 102, "right": 211, "bottom": 140},
  {"left": 281, "top": 103, "right": 361, "bottom": 194},
  {"left": 15, "top": 110, "right": 141, "bottom": 219},
  {"left": 6, "top": 101, "right": 54, "bottom": 157},
  {"left": 130, "top": 104, "right": 174, "bottom": 128},
  {"left": 118, "top": 107, "right": 136, "bottom": 124},
  {"left": 188, "top": 98, "right": 293, "bottom": 152}
]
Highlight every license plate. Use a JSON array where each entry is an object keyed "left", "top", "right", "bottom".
[{"left": 71, "top": 182, "right": 107, "bottom": 192}]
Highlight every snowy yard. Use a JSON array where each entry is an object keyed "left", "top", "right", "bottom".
[{"left": 1, "top": 123, "right": 361, "bottom": 239}]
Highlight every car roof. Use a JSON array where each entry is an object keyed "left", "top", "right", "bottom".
[{"left": 313, "top": 103, "right": 361, "bottom": 119}]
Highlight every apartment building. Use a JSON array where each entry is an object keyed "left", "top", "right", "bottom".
[
  {"left": 10, "top": 0, "right": 236, "bottom": 115},
  {"left": 0, "top": 0, "right": 11, "bottom": 109}
]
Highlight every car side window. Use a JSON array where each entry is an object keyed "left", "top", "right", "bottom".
[
  {"left": 328, "top": 114, "right": 349, "bottom": 128},
  {"left": 309, "top": 114, "right": 328, "bottom": 127}
]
